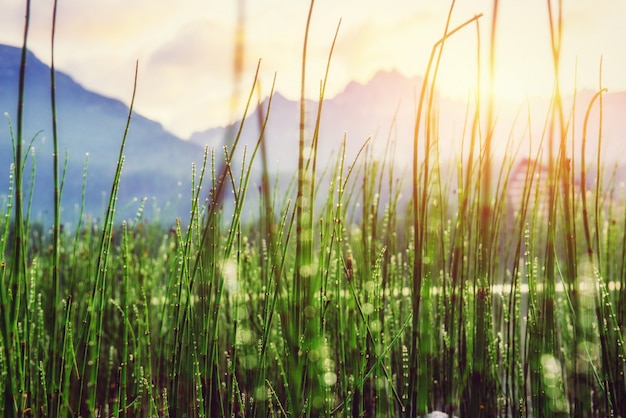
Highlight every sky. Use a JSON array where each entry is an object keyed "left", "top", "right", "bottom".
[{"left": 1, "top": 1, "right": 625, "bottom": 139}]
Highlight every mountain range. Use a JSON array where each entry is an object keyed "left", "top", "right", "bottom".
[{"left": 2, "top": 43, "right": 625, "bottom": 226}]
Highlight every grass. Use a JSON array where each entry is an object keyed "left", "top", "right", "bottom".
[{"left": 1, "top": 0, "right": 626, "bottom": 416}]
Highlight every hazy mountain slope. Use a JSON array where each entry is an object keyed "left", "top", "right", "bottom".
[
  {"left": 2, "top": 44, "right": 625, "bottom": 226},
  {"left": 190, "top": 69, "right": 626, "bottom": 198},
  {"left": 0, "top": 44, "right": 207, "bottom": 225}
]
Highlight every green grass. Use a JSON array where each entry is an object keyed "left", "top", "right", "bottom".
[{"left": 1, "top": 0, "right": 626, "bottom": 417}]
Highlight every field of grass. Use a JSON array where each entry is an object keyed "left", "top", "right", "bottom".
[{"left": 1, "top": 1, "right": 625, "bottom": 417}]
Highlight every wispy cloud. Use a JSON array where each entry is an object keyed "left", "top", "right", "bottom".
[{"left": 0, "top": 0, "right": 624, "bottom": 138}]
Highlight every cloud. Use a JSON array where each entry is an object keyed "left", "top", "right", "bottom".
[
  {"left": 1, "top": 0, "right": 625, "bottom": 138},
  {"left": 148, "top": 19, "right": 234, "bottom": 78}
]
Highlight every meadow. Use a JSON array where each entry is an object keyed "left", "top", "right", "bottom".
[{"left": 1, "top": 1, "right": 625, "bottom": 417}]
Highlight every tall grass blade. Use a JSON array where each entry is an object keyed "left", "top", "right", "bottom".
[
  {"left": 409, "top": 6, "right": 482, "bottom": 415},
  {"left": 78, "top": 62, "right": 139, "bottom": 415},
  {"left": 0, "top": 1, "right": 31, "bottom": 415},
  {"left": 47, "top": 0, "right": 63, "bottom": 414}
]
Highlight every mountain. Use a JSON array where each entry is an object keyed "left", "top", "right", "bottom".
[
  {"left": 3, "top": 44, "right": 626, "bottom": 227},
  {"left": 189, "top": 69, "right": 626, "bottom": 201},
  {"left": 1, "top": 44, "right": 207, "bottom": 226},
  {"left": 189, "top": 70, "right": 428, "bottom": 172}
]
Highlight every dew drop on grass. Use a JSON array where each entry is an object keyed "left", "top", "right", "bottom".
[
  {"left": 242, "top": 354, "right": 257, "bottom": 369},
  {"left": 299, "top": 264, "right": 315, "bottom": 277},
  {"left": 236, "top": 328, "right": 252, "bottom": 345},
  {"left": 222, "top": 259, "right": 238, "bottom": 294},
  {"left": 375, "top": 375, "right": 387, "bottom": 390},
  {"left": 308, "top": 349, "right": 321, "bottom": 362},
  {"left": 323, "top": 358, "right": 335, "bottom": 370},
  {"left": 323, "top": 371, "right": 337, "bottom": 386},
  {"left": 304, "top": 305, "right": 316, "bottom": 318},
  {"left": 370, "top": 320, "right": 381, "bottom": 333},
  {"left": 362, "top": 303, "right": 374, "bottom": 316},
  {"left": 254, "top": 385, "right": 267, "bottom": 401}
]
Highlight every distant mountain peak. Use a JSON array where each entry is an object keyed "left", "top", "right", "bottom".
[
  {"left": 0, "top": 43, "right": 27, "bottom": 59},
  {"left": 369, "top": 68, "right": 415, "bottom": 85},
  {"left": 3, "top": 43, "right": 625, "bottom": 226},
  {"left": 0, "top": 44, "right": 39, "bottom": 77},
  {"left": 333, "top": 69, "right": 421, "bottom": 105},
  {"left": 0, "top": 43, "right": 207, "bottom": 224}
]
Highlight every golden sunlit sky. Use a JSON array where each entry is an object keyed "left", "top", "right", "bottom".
[{"left": 1, "top": 1, "right": 625, "bottom": 139}]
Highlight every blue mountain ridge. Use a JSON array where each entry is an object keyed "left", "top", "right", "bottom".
[
  {"left": 3, "top": 44, "right": 626, "bottom": 227},
  {"left": 1, "top": 44, "right": 208, "bottom": 226}
]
